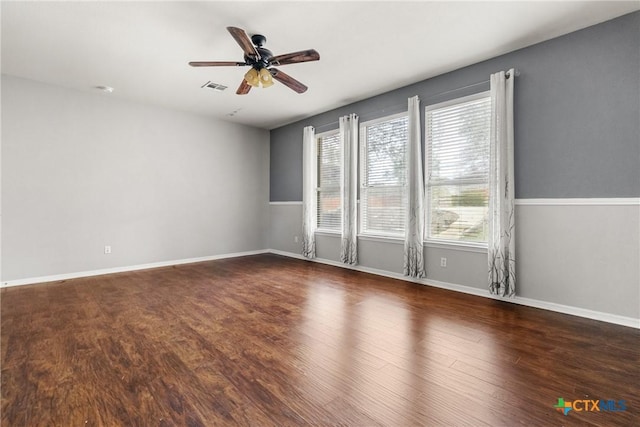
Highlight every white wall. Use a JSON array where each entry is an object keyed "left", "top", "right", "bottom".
[{"left": 1, "top": 75, "right": 270, "bottom": 282}]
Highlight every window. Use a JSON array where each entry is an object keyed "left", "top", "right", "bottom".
[
  {"left": 360, "top": 113, "right": 409, "bottom": 237},
  {"left": 425, "top": 92, "right": 491, "bottom": 245},
  {"left": 316, "top": 131, "right": 341, "bottom": 231}
]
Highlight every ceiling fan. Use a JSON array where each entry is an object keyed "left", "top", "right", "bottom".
[{"left": 189, "top": 27, "right": 320, "bottom": 95}]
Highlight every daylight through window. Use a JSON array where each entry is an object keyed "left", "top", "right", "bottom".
[
  {"left": 425, "top": 92, "right": 491, "bottom": 245},
  {"left": 360, "top": 113, "right": 409, "bottom": 237},
  {"left": 316, "top": 131, "right": 341, "bottom": 231}
]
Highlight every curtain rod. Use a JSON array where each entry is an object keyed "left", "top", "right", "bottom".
[{"left": 313, "top": 69, "right": 518, "bottom": 132}]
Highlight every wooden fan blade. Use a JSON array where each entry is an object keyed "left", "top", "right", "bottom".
[
  {"left": 236, "top": 79, "right": 252, "bottom": 95},
  {"left": 189, "top": 61, "right": 246, "bottom": 67},
  {"left": 270, "top": 49, "right": 320, "bottom": 66},
  {"left": 227, "top": 26, "right": 260, "bottom": 60},
  {"left": 270, "top": 68, "right": 308, "bottom": 93}
]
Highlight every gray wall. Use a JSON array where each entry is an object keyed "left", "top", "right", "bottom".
[
  {"left": 270, "top": 11, "right": 640, "bottom": 201},
  {"left": 268, "top": 12, "right": 640, "bottom": 320},
  {"left": 2, "top": 75, "right": 270, "bottom": 281},
  {"left": 516, "top": 203, "right": 639, "bottom": 316}
]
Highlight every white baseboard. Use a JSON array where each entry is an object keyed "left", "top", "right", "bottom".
[
  {"left": 505, "top": 295, "right": 639, "bottom": 329},
  {"left": 268, "top": 249, "right": 640, "bottom": 329},
  {"left": 1, "top": 249, "right": 270, "bottom": 288}
]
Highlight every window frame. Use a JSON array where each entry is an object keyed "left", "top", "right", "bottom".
[
  {"left": 424, "top": 91, "right": 491, "bottom": 249},
  {"left": 358, "top": 111, "right": 409, "bottom": 239},
  {"left": 315, "top": 129, "right": 342, "bottom": 234}
]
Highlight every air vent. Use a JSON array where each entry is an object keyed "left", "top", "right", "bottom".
[{"left": 201, "top": 81, "right": 227, "bottom": 92}]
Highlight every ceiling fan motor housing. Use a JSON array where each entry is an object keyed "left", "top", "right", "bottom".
[
  {"left": 250, "top": 34, "right": 266, "bottom": 47},
  {"left": 246, "top": 34, "right": 272, "bottom": 69}
]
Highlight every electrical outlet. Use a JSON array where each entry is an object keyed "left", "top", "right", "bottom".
[
  {"left": 440, "top": 257, "right": 447, "bottom": 268},
  {"left": 294, "top": 235, "right": 299, "bottom": 243},
  {"left": 104, "top": 245, "right": 112, "bottom": 254}
]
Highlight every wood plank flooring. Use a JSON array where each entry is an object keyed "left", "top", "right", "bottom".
[{"left": 2, "top": 254, "right": 639, "bottom": 426}]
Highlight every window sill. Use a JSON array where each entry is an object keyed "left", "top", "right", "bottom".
[
  {"left": 357, "top": 234, "right": 404, "bottom": 245},
  {"left": 315, "top": 230, "right": 340, "bottom": 237},
  {"left": 315, "top": 232, "right": 405, "bottom": 245},
  {"left": 424, "top": 240, "right": 487, "bottom": 253}
]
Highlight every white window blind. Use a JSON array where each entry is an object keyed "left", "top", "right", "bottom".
[
  {"left": 317, "top": 131, "right": 341, "bottom": 231},
  {"left": 360, "top": 114, "right": 409, "bottom": 237},
  {"left": 426, "top": 92, "right": 491, "bottom": 244}
]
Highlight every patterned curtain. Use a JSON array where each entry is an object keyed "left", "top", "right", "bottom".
[
  {"left": 339, "top": 114, "right": 358, "bottom": 265},
  {"left": 302, "top": 126, "right": 317, "bottom": 259},
  {"left": 488, "top": 69, "right": 516, "bottom": 297},
  {"left": 404, "top": 96, "right": 426, "bottom": 278}
]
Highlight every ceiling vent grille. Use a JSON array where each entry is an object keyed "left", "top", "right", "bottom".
[{"left": 201, "top": 81, "right": 227, "bottom": 92}]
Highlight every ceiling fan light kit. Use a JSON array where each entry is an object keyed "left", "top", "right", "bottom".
[
  {"left": 243, "top": 66, "right": 274, "bottom": 89},
  {"left": 258, "top": 68, "right": 274, "bottom": 88},
  {"left": 244, "top": 68, "right": 260, "bottom": 87},
  {"left": 189, "top": 26, "right": 319, "bottom": 95}
]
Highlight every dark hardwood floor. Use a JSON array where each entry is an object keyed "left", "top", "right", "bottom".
[{"left": 1, "top": 254, "right": 639, "bottom": 426}]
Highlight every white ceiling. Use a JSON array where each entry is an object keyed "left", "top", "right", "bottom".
[{"left": 2, "top": 1, "right": 638, "bottom": 130}]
